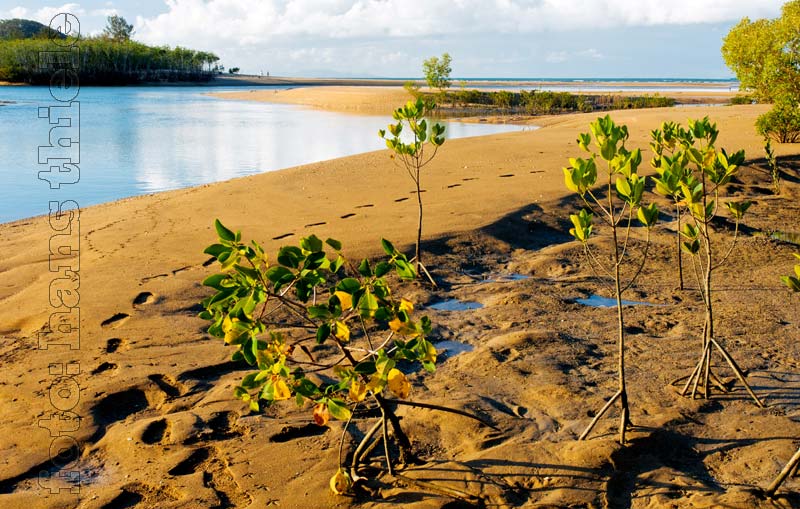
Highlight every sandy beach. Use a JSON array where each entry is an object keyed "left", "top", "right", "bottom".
[
  {"left": 1, "top": 87, "right": 799, "bottom": 508},
  {"left": 208, "top": 85, "right": 737, "bottom": 116}
]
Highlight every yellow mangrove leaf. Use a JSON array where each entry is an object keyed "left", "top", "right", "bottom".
[
  {"left": 334, "top": 321, "right": 350, "bottom": 342},
  {"left": 399, "top": 298, "right": 414, "bottom": 313},
  {"left": 366, "top": 373, "right": 385, "bottom": 393},
  {"left": 313, "top": 402, "right": 330, "bottom": 426},
  {"left": 388, "top": 317, "right": 403, "bottom": 332},
  {"left": 222, "top": 315, "right": 233, "bottom": 333},
  {"left": 329, "top": 468, "right": 352, "bottom": 495},
  {"left": 387, "top": 368, "right": 411, "bottom": 399},
  {"left": 223, "top": 329, "right": 240, "bottom": 344},
  {"left": 422, "top": 340, "right": 437, "bottom": 364},
  {"left": 349, "top": 380, "right": 367, "bottom": 402},
  {"left": 334, "top": 291, "right": 352, "bottom": 310},
  {"left": 272, "top": 378, "right": 291, "bottom": 401}
]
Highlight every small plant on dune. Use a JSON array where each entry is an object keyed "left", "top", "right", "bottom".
[
  {"left": 403, "top": 80, "right": 421, "bottom": 99},
  {"left": 664, "top": 118, "right": 763, "bottom": 406},
  {"left": 379, "top": 99, "right": 446, "bottom": 285},
  {"left": 764, "top": 137, "right": 781, "bottom": 195},
  {"left": 765, "top": 253, "right": 800, "bottom": 497},
  {"left": 650, "top": 120, "right": 694, "bottom": 290},
  {"left": 200, "top": 220, "right": 490, "bottom": 498},
  {"left": 563, "top": 115, "right": 659, "bottom": 444}
]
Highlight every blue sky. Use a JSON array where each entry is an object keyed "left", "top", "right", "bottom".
[{"left": 0, "top": 1, "right": 786, "bottom": 78}]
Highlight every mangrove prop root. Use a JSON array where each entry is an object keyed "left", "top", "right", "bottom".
[
  {"left": 352, "top": 419, "right": 384, "bottom": 470},
  {"left": 384, "top": 398, "right": 499, "bottom": 431},
  {"left": 709, "top": 336, "right": 764, "bottom": 407},
  {"left": 578, "top": 389, "right": 622, "bottom": 441},
  {"left": 677, "top": 338, "right": 764, "bottom": 407},
  {"left": 381, "top": 417, "right": 394, "bottom": 476},
  {"left": 376, "top": 395, "right": 416, "bottom": 463},
  {"left": 766, "top": 447, "right": 800, "bottom": 498},
  {"left": 417, "top": 259, "right": 438, "bottom": 288},
  {"left": 393, "top": 472, "right": 480, "bottom": 503}
]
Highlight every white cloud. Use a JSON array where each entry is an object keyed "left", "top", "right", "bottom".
[
  {"left": 1, "top": 1, "right": 776, "bottom": 77},
  {"left": 31, "top": 3, "right": 85, "bottom": 25},
  {"left": 578, "top": 48, "right": 604, "bottom": 60},
  {"left": 545, "top": 51, "right": 568, "bottom": 64},
  {"left": 545, "top": 48, "right": 604, "bottom": 64},
  {"left": 133, "top": 0, "right": 785, "bottom": 48},
  {"left": 90, "top": 8, "right": 119, "bottom": 17},
  {"left": 8, "top": 7, "right": 29, "bottom": 18}
]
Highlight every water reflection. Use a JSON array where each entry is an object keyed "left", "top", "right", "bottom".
[
  {"left": 428, "top": 299, "right": 484, "bottom": 311},
  {"left": 0, "top": 86, "right": 522, "bottom": 223},
  {"left": 575, "top": 294, "right": 659, "bottom": 307}
]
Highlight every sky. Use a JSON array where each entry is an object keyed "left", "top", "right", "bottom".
[{"left": 0, "top": 0, "right": 787, "bottom": 78}]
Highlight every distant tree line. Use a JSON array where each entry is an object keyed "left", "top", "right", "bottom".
[
  {"left": 0, "top": 16, "right": 221, "bottom": 85},
  {"left": 411, "top": 88, "right": 675, "bottom": 117}
]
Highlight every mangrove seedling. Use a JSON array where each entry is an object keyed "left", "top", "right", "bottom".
[
  {"left": 379, "top": 99, "right": 446, "bottom": 285},
  {"left": 667, "top": 118, "right": 763, "bottom": 406},
  {"left": 563, "top": 115, "right": 659, "bottom": 444},
  {"left": 651, "top": 121, "right": 693, "bottom": 290},
  {"left": 200, "top": 220, "right": 491, "bottom": 498},
  {"left": 765, "top": 137, "right": 781, "bottom": 195},
  {"left": 765, "top": 253, "right": 800, "bottom": 497}
]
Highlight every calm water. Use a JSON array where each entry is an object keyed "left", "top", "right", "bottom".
[{"left": 0, "top": 86, "right": 521, "bottom": 224}]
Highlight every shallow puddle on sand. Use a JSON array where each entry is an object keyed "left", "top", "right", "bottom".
[
  {"left": 491, "top": 273, "right": 530, "bottom": 282},
  {"left": 435, "top": 340, "right": 475, "bottom": 358},
  {"left": 463, "top": 271, "right": 531, "bottom": 283},
  {"left": 428, "top": 299, "right": 484, "bottom": 311},
  {"left": 576, "top": 294, "right": 659, "bottom": 308}
]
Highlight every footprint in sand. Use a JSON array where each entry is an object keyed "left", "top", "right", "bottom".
[
  {"left": 268, "top": 422, "right": 328, "bottom": 443},
  {"left": 148, "top": 373, "right": 186, "bottom": 399},
  {"left": 102, "top": 482, "right": 179, "bottom": 509},
  {"left": 169, "top": 447, "right": 211, "bottom": 475},
  {"left": 304, "top": 221, "right": 326, "bottom": 227},
  {"left": 140, "top": 273, "right": 168, "bottom": 283},
  {"left": 91, "top": 362, "right": 118, "bottom": 375},
  {"left": 142, "top": 418, "right": 171, "bottom": 445},
  {"left": 93, "top": 388, "right": 149, "bottom": 424},
  {"left": 133, "top": 291, "right": 155, "bottom": 306},
  {"left": 178, "top": 361, "right": 249, "bottom": 389},
  {"left": 394, "top": 197, "right": 409, "bottom": 202},
  {"left": 105, "top": 338, "right": 124, "bottom": 353},
  {"left": 167, "top": 447, "right": 253, "bottom": 507},
  {"left": 184, "top": 411, "right": 248, "bottom": 444},
  {"left": 90, "top": 387, "right": 150, "bottom": 442},
  {"left": 340, "top": 213, "right": 356, "bottom": 219},
  {"left": 272, "top": 233, "right": 293, "bottom": 240},
  {"left": 101, "top": 313, "right": 130, "bottom": 329}
]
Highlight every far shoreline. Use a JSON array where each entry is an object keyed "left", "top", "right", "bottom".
[{"left": 1, "top": 74, "right": 741, "bottom": 90}]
